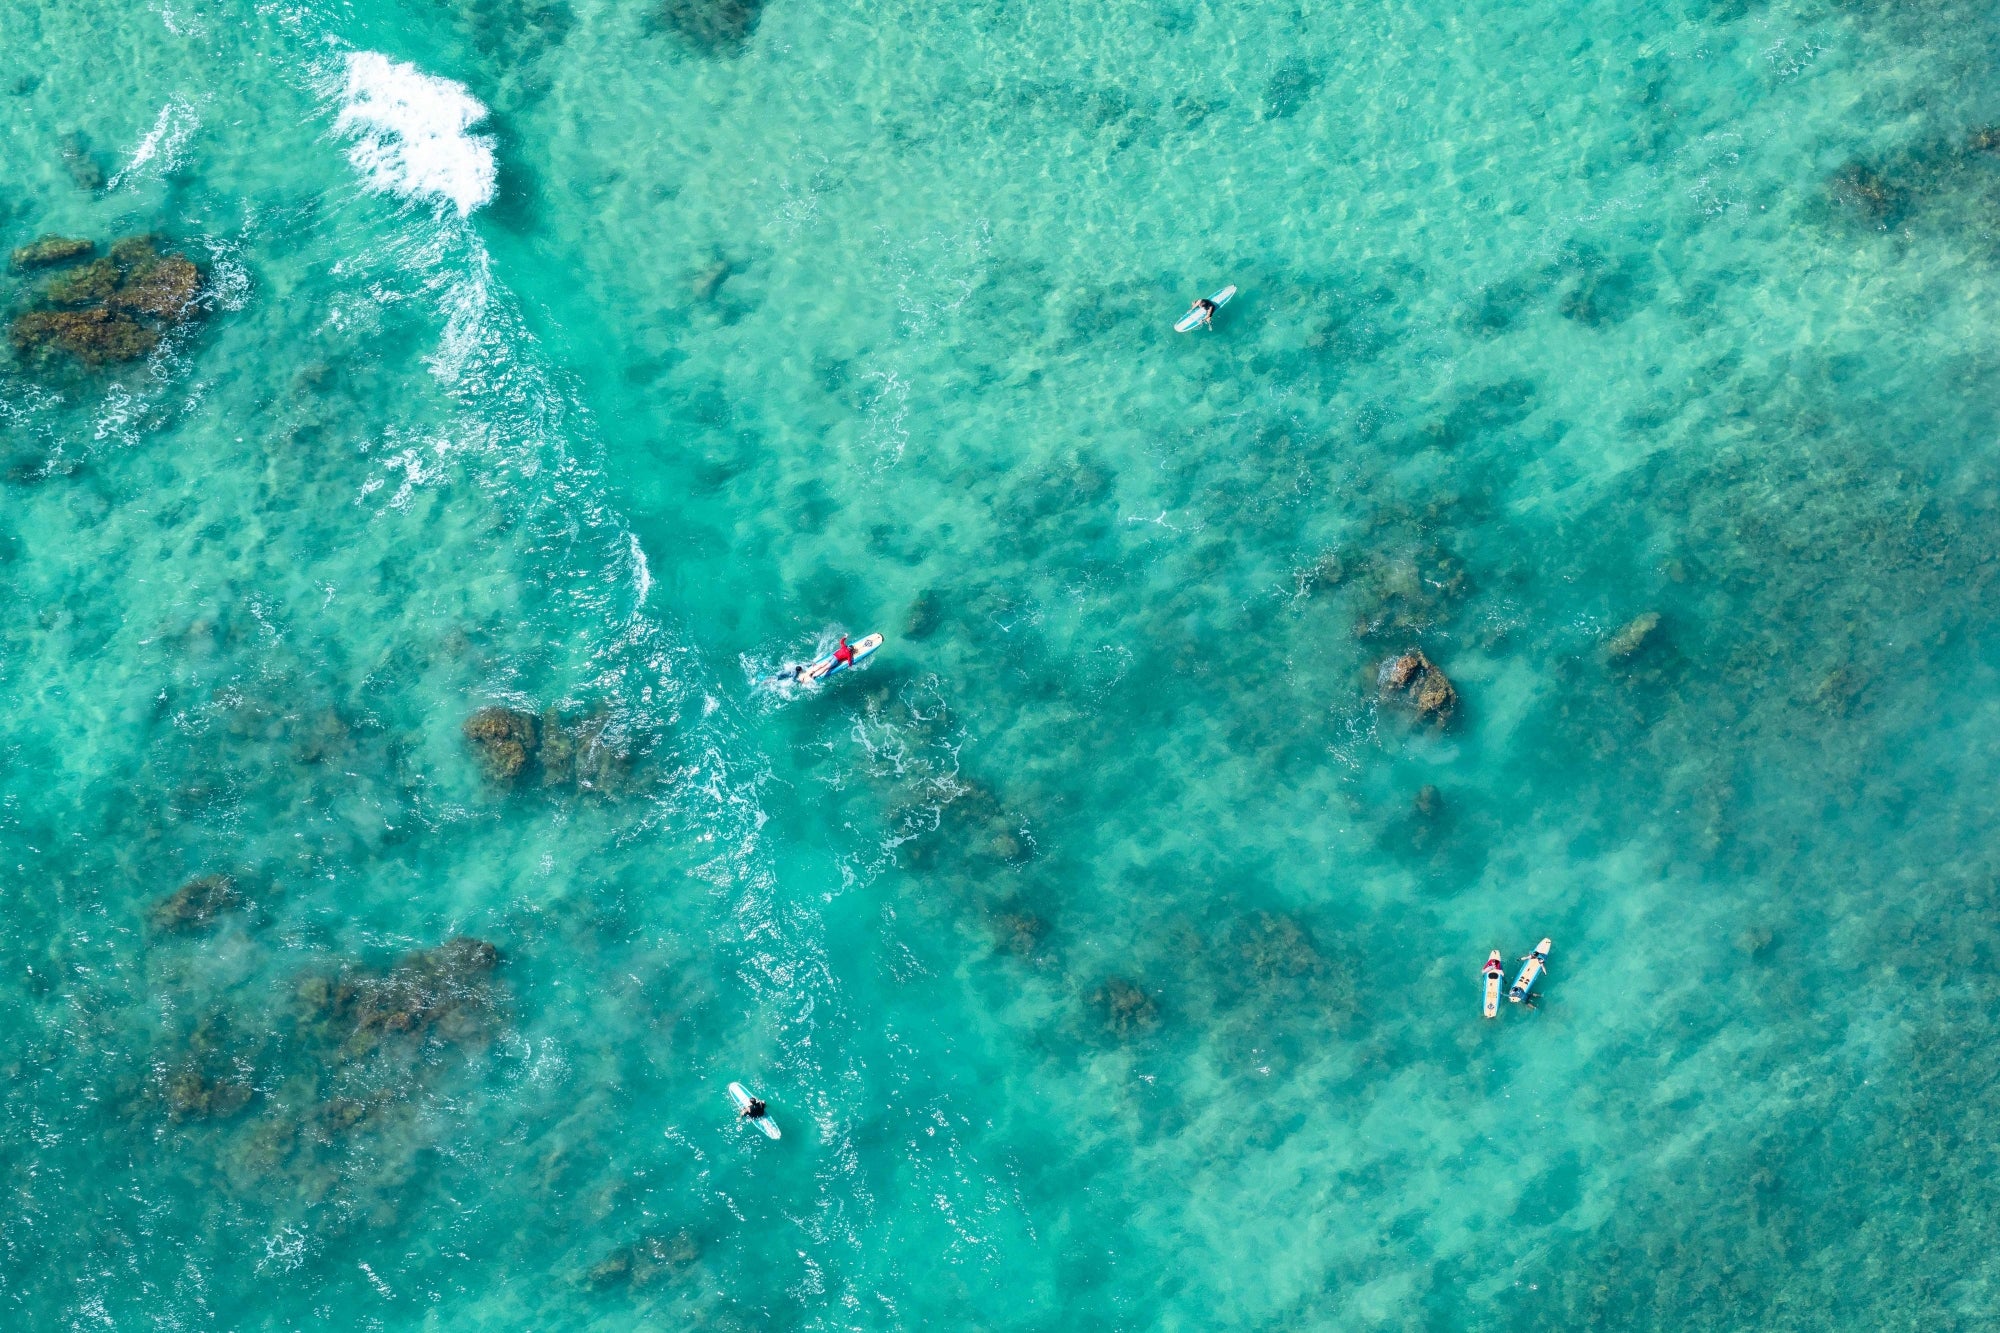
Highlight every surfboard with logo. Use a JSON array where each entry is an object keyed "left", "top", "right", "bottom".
[
  {"left": 1509, "top": 938, "right": 1551, "bottom": 1005},
  {"left": 770, "top": 632, "right": 884, "bottom": 688}
]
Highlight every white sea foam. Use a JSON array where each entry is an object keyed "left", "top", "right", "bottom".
[
  {"left": 108, "top": 96, "right": 200, "bottom": 191},
  {"left": 629, "top": 532, "right": 654, "bottom": 607},
  {"left": 332, "top": 51, "right": 495, "bottom": 217}
]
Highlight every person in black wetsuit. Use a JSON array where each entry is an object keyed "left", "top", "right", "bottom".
[
  {"left": 1187, "top": 296, "right": 1218, "bottom": 329},
  {"left": 741, "top": 1098, "right": 767, "bottom": 1120}
]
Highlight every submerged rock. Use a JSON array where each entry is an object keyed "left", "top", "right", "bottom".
[
  {"left": 1379, "top": 649, "right": 1457, "bottom": 725},
  {"left": 1828, "top": 161, "right": 1906, "bottom": 225},
  {"left": 463, "top": 705, "right": 538, "bottom": 782},
  {"left": 9, "top": 307, "right": 158, "bottom": 365},
  {"left": 537, "top": 707, "right": 576, "bottom": 786},
  {"left": 44, "top": 257, "right": 119, "bottom": 305},
  {"left": 151, "top": 873, "right": 242, "bottom": 932},
  {"left": 587, "top": 1231, "right": 700, "bottom": 1289},
  {"left": 690, "top": 256, "right": 734, "bottom": 302},
  {"left": 1238, "top": 913, "right": 1322, "bottom": 981},
  {"left": 296, "top": 936, "right": 503, "bottom": 1059},
  {"left": 1606, "top": 611, "right": 1662, "bottom": 659},
  {"left": 164, "top": 1067, "right": 253, "bottom": 1120},
  {"left": 60, "top": 131, "right": 104, "bottom": 191},
  {"left": 1345, "top": 542, "right": 1470, "bottom": 639},
  {"left": 991, "top": 909, "right": 1048, "bottom": 959},
  {"left": 656, "top": 0, "right": 765, "bottom": 55},
  {"left": 8, "top": 235, "right": 93, "bottom": 270},
  {"left": 107, "top": 240, "right": 202, "bottom": 320},
  {"left": 1408, "top": 783, "right": 1447, "bottom": 851},
  {"left": 463, "top": 703, "right": 632, "bottom": 794},
  {"left": 570, "top": 714, "right": 631, "bottom": 795},
  {"left": 291, "top": 708, "right": 352, "bottom": 766},
  {"left": 1090, "top": 977, "right": 1160, "bottom": 1037},
  {"left": 8, "top": 232, "right": 205, "bottom": 368},
  {"left": 904, "top": 589, "right": 941, "bottom": 640},
  {"left": 1295, "top": 550, "right": 1347, "bottom": 597}
]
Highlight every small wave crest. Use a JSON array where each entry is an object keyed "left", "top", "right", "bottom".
[
  {"left": 108, "top": 95, "right": 200, "bottom": 191},
  {"left": 332, "top": 51, "right": 495, "bottom": 217}
]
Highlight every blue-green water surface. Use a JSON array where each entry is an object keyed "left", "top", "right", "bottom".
[{"left": 6, "top": 0, "right": 2000, "bottom": 1327}]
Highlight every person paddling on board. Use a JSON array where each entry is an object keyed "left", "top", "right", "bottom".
[
  {"left": 740, "top": 1097, "right": 767, "bottom": 1120},
  {"left": 1482, "top": 955, "right": 1505, "bottom": 980},
  {"left": 1186, "top": 296, "right": 1218, "bottom": 329},
  {"left": 833, "top": 636, "right": 856, "bottom": 668}
]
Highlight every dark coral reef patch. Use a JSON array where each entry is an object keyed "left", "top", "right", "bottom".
[
  {"left": 150, "top": 873, "right": 243, "bottom": 933},
  {"left": 462, "top": 704, "right": 633, "bottom": 795},
  {"left": 655, "top": 0, "right": 766, "bottom": 56},
  {"left": 8, "top": 233, "right": 204, "bottom": 368},
  {"left": 294, "top": 936, "right": 504, "bottom": 1061}
]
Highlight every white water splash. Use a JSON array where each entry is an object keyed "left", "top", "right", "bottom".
[
  {"left": 629, "top": 532, "right": 654, "bottom": 608},
  {"left": 332, "top": 51, "right": 496, "bottom": 217},
  {"left": 108, "top": 96, "right": 200, "bottom": 191}
]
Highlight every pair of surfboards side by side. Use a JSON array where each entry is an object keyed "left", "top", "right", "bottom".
[
  {"left": 1175, "top": 285, "right": 1238, "bottom": 332},
  {"left": 1483, "top": 938, "right": 1552, "bottom": 1018}
]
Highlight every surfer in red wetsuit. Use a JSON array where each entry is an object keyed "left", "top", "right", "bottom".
[
  {"left": 1483, "top": 958, "right": 1504, "bottom": 978},
  {"left": 833, "top": 636, "right": 855, "bottom": 667}
]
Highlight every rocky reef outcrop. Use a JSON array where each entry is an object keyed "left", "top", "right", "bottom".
[
  {"left": 151, "top": 873, "right": 242, "bottom": 932},
  {"left": 1089, "top": 976, "right": 1160, "bottom": 1037},
  {"left": 163, "top": 1067, "right": 254, "bottom": 1121},
  {"left": 294, "top": 936, "right": 503, "bottom": 1060},
  {"left": 464, "top": 705, "right": 538, "bottom": 781},
  {"left": 1605, "top": 611, "right": 1661, "bottom": 660},
  {"left": 9, "top": 236, "right": 93, "bottom": 270},
  {"left": 1379, "top": 649, "right": 1457, "bottom": 725},
  {"left": 462, "top": 704, "right": 632, "bottom": 795},
  {"left": 8, "top": 233, "right": 205, "bottom": 367},
  {"left": 586, "top": 1231, "right": 701, "bottom": 1290}
]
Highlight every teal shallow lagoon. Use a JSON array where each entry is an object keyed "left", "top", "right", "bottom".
[{"left": 6, "top": 0, "right": 2000, "bottom": 1327}]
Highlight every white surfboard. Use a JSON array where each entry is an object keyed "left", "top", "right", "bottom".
[
  {"left": 1175, "top": 285, "right": 1237, "bottom": 332},
  {"left": 771, "top": 632, "right": 884, "bottom": 688},
  {"left": 1509, "top": 938, "right": 1551, "bottom": 1004},
  {"left": 1482, "top": 950, "right": 1505, "bottom": 1019},
  {"left": 728, "top": 1081, "right": 780, "bottom": 1139}
]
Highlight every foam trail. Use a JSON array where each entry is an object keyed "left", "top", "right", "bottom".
[
  {"left": 309, "top": 41, "right": 879, "bottom": 1316},
  {"left": 108, "top": 96, "right": 200, "bottom": 191},
  {"left": 629, "top": 533, "right": 654, "bottom": 609},
  {"left": 332, "top": 51, "right": 495, "bottom": 217}
]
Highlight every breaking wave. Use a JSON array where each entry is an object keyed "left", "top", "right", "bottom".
[
  {"left": 108, "top": 95, "right": 200, "bottom": 191},
  {"left": 331, "top": 51, "right": 496, "bottom": 217}
]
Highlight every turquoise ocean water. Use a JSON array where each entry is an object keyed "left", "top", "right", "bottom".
[{"left": 6, "top": 0, "right": 2000, "bottom": 1325}]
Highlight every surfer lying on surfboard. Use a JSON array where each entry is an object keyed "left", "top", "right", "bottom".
[
  {"left": 771, "top": 632, "right": 884, "bottom": 689},
  {"left": 1185, "top": 296, "right": 1218, "bottom": 328},
  {"left": 1509, "top": 937, "right": 1551, "bottom": 1005}
]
